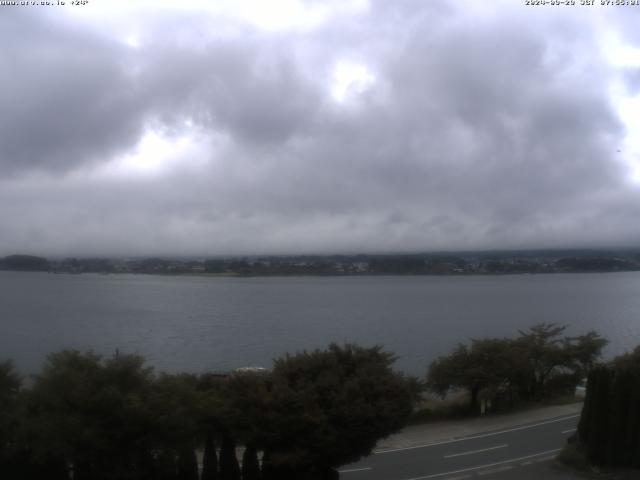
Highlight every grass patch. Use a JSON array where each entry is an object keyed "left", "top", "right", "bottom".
[
  {"left": 544, "top": 394, "right": 583, "bottom": 406},
  {"left": 408, "top": 391, "right": 583, "bottom": 425},
  {"left": 408, "top": 392, "right": 473, "bottom": 424},
  {"left": 557, "top": 444, "right": 589, "bottom": 471}
]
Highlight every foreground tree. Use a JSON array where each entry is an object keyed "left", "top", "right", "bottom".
[
  {"left": 577, "top": 346, "right": 640, "bottom": 468},
  {"left": 565, "top": 331, "right": 610, "bottom": 380},
  {"left": 241, "top": 445, "right": 260, "bottom": 480},
  {"left": 219, "top": 433, "right": 241, "bottom": 480},
  {"left": 148, "top": 372, "right": 201, "bottom": 471},
  {"left": 2, "top": 343, "right": 417, "bottom": 479},
  {"left": 196, "top": 373, "right": 227, "bottom": 480},
  {"left": 428, "top": 324, "right": 608, "bottom": 412},
  {"left": 201, "top": 432, "right": 219, "bottom": 480},
  {"left": 250, "top": 344, "right": 418, "bottom": 477},
  {"left": 27, "top": 350, "right": 158, "bottom": 480},
  {"left": 0, "top": 361, "right": 21, "bottom": 475},
  {"left": 427, "top": 338, "right": 517, "bottom": 411},
  {"left": 176, "top": 447, "right": 198, "bottom": 480}
]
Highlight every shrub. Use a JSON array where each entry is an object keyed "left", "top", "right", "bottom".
[{"left": 557, "top": 444, "right": 588, "bottom": 471}]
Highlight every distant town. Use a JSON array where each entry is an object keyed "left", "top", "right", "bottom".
[{"left": 2, "top": 249, "right": 640, "bottom": 276}]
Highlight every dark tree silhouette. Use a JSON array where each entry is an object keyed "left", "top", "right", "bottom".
[
  {"left": 241, "top": 445, "right": 260, "bottom": 480},
  {"left": 219, "top": 433, "right": 241, "bottom": 480},
  {"left": 201, "top": 432, "right": 219, "bottom": 480}
]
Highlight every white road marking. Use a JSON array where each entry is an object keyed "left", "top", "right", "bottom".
[
  {"left": 562, "top": 428, "right": 577, "bottom": 434},
  {"left": 477, "top": 465, "right": 513, "bottom": 475},
  {"left": 338, "top": 466, "right": 372, "bottom": 473},
  {"left": 534, "top": 455, "right": 556, "bottom": 463},
  {"left": 376, "top": 414, "right": 579, "bottom": 454},
  {"left": 443, "top": 444, "right": 508, "bottom": 459},
  {"left": 400, "top": 448, "right": 562, "bottom": 480}
]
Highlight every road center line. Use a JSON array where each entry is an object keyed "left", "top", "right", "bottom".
[
  {"left": 376, "top": 414, "right": 579, "bottom": 454},
  {"left": 401, "top": 448, "right": 562, "bottom": 480},
  {"left": 562, "top": 428, "right": 577, "bottom": 434},
  {"left": 477, "top": 465, "right": 513, "bottom": 476},
  {"left": 338, "top": 466, "right": 372, "bottom": 473},
  {"left": 443, "top": 444, "right": 508, "bottom": 459}
]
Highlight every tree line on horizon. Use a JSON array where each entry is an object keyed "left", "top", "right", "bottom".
[{"left": 3, "top": 251, "right": 640, "bottom": 275}]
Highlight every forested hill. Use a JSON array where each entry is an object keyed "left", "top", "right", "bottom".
[{"left": 0, "top": 255, "right": 49, "bottom": 272}]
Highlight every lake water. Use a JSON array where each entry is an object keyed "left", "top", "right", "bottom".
[{"left": 1, "top": 271, "right": 639, "bottom": 376}]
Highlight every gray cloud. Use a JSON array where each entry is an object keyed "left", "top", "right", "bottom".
[
  {"left": 623, "top": 67, "right": 640, "bottom": 94},
  {"left": 0, "top": 2, "right": 638, "bottom": 256},
  {"left": 0, "top": 11, "right": 148, "bottom": 175}
]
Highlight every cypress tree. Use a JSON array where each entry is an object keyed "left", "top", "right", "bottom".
[
  {"left": 177, "top": 446, "right": 199, "bottom": 480},
  {"left": 155, "top": 450, "right": 178, "bottom": 480},
  {"left": 636, "top": 411, "right": 640, "bottom": 469},
  {"left": 577, "top": 368, "right": 596, "bottom": 444},
  {"left": 577, "top": 358, "right": 640, "bottom": 469},
  {"left": 606, "top": 370, "right": 631, "bottom": 465},
  {"left": 219, "top": 433, "right": 241, "bottom": 480},
  {"left": 629, "top": 373, "right": 640, "bottom": 468},
  {"left": 241, "top": 445, "right": 260, "bottom": 480},
  {"left": 581, "top": 367, "right": 600, "bottom": 462},
  {"left": 201, "top": 432, "right": 218, "bottom": 480},
  {"left": 260, "top": 450, "right": 275, "bottom": 480},
  {"left": 587, "top": 366, "right": 612, "bottom": 466}
]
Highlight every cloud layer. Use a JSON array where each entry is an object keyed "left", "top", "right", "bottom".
[{"left": 1, "top": 1, "right": 640, "bottom": 256}]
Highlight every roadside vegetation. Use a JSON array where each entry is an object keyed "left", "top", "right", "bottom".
[
  {"left": 0, "top": 344, "right": 417, "bottom": 480},
  {"left": 0, "top": 324, "right": 614, "bottom": 479},
  {"left": 424, "top": 324, "right": 606, "bottom": 416},
  {"left": 558, "top": 345, "right": 640, "bottom": 473}
]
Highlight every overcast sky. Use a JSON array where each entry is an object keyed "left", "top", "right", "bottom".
[{"left": 1, "top": 0, "right": 640, "bottom": 257}]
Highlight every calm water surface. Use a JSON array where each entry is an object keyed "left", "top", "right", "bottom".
[{"left": 1, "top": 271, "right": 639, "bottom": 375}]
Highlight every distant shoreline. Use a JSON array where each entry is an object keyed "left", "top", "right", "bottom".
[
  {"left": 2, "top": 250, "right": 640, "bottom": 277},
  {"left": 1, "top": 268, "right": 638, "bottom": 278}
]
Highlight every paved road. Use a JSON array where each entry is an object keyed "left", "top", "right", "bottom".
[{"left": 339, "top": 413, "right": 579, "bottom": 480}]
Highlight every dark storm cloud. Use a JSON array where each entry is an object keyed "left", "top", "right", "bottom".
[
  {"left": 232, "top": 6, "right": 626, "bottom": 235},
  {"left": 0, "top": 9, "right": 324, "bottom": 175},
  {"left": 0, "top": 11, "right": 149, "bottom": 175},
  {"left": 0, "top": 1, "right": 639, "bottom": 255},
  {"left": 139, "top": 40, "right": 322, "bottom": 144}
]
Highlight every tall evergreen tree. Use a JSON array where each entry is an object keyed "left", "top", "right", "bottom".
[
  {"left": 154, "top": 450, "right": 178, "bottom": 480},
  {"left": 201, "top": 432, "right": 219, "bottom": 480},
  {"left": 593, "top": 367, "right": 608, "bottom": 449},
  {"left": 577, "top": 360, "right": 640, "bottom": 468},
  {"left": 241, "top": 445, "right": 260, "bottom": 480},
  {"left": 606, "top": 370, "right": 632, "bottom": 465},
  {"left": 577, "top": 368, "right": 596, "bottom": 444},
  {"left": 219, "top": 433, "right": 241, "bottom": 480},
  {"left": 177, "top": 446, "right": 198, "bottom": 480},
  {"left": 629, "top": 379, "right": 640, "bottom": 468},
  {"left": 0, "top": 361, "right": 21, "bottom": 477},
  {"left": 589, "top": 366, "right": 612, "bottom": 465},
  {"left": 259, "top": 451, "right": 273, "bottom": 480}
]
